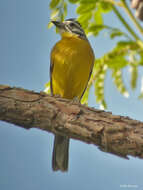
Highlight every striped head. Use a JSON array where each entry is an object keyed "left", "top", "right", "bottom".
[{"left": 52, "top": 18, "right": 87, "bottom": 39}]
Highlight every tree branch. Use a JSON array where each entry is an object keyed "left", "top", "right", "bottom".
[{"left": 0, "top": 84, "right": 143, "bottom": 159}]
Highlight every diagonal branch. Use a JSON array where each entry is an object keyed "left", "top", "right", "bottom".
[{"left": 0, "top": 84, "right": 143, "bottom": 159}]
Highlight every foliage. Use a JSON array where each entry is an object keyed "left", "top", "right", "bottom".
[{"left": 46, "top": 0, "right": 143, "bottom": 109}]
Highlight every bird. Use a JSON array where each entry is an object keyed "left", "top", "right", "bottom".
[{"left": 50, "top": 18, "right": 95, "bottom": 171}]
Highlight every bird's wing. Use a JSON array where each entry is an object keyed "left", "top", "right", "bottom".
[
  {"left": 80, "top": 62, "right": 94, "bottom": 100},
  {"left": 50, "top": 55, "right": 54, "bottom": 95}
]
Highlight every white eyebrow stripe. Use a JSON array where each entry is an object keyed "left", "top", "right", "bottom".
[
  {"left": 65, "top": 20, "right": 81, "bottom": 28},
  {"left": 64, "top": 20, "right": 87, "bottom": 39}
]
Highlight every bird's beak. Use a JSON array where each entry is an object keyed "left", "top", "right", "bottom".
[{"left": 51, "top": 21, "right": 64, "bottom": 29}]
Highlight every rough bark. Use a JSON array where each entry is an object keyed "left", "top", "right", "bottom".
[{"left": 0, "top": 84, "right": 143, "bottom": 159}]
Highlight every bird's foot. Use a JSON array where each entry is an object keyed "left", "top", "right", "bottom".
[
  {"left": 53, "top": 94, "right": 61, "bottom": 98},
  {"left": 70, "top": 97, "right": 80, "bottom": 104}
]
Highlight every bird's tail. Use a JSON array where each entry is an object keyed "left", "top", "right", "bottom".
[{"left": 52, "top": 135, "right": 69, "bottom": 172}]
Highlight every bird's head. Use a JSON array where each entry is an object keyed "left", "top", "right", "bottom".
[{"left": 51, "top": 18, "right": 86, "bottom": 39}]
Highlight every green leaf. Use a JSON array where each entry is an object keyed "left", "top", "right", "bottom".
[
  {"left": 44, "top": 81, "right": 51, "bottom": 94},
  {"left": 88, "top": 24, "right": 106, "bottom": 36},
  {"left": 63, "top": 2, "right": 67, "bottom": 17},
  {"left": 94, "top": 62, "right": 107, "bottom": 107},
  {"left": 130, "top": 65, "right": 138, "bottom": 90},
  {"left": 94, "top": 8, "right": 103, "bottom": 25},
  {"left": 50, "top": 8, "right": 59, "bottom": 19},
  {"left": 100, "top": 42, "right": 131, "bottom": 69},
  {"left": 138, "top": 76, "right": 143, "bottom": 99},
  {"left": 79, "top": 0, "right": 98, "bottom": 3},
  {"left": 49, "top": 1, "right": 67, "bottom": 23},
  {"left": 100, "top": 100, "right": 107, "bottom": 110},
  {"left": 100, "top": 1, "right": 112, "bottom": 13},
  {"left": 107, "top": 56, "right": 128, "bottom": 69},
  {"left": 50, "top": 0, "right": 60, "bottom": 9},
  {"left": 110, "top": 29, "right": 124, "bottom": 39},
  {"left": 77, "top": 3, "right": 95, "bottom": 14},
  {"left": 88, "top": 24, "right": 105, "bottom": 31},
  {"left": 139, "top": 51, "right": 143, "bottom": 65},
  {"left": 78, "top": 12, "right": 92, "bottom": 29},
  {"left": 138, "top": 93, "right": 143, "bottom": 99},
  {"left": 68, "top": 0, "right": 78, "bottom": 3},
  {"left": 112, "top": 69, "right": 129, "bottom": 97},
  {"left": 81, "top": 86, "right": 90, "bottom": 105},
  {"left": 47, "top": 22, "right": 53, "bottom": 29}
]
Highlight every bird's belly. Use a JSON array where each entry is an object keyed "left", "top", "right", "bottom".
[
  {"left": 52, "top": 57, "right": 91, "bottom": 99},
  {"left": 51, "top": 38, "right": 94, "bottom": 99}
]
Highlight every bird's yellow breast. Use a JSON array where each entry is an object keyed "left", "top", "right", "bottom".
[{"left": 51, "top": 32, "right": 95, "bottom": 99}]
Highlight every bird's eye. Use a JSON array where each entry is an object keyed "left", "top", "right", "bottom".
[{"left": 69, "top": 22, "right": 75, "bottom": 27}]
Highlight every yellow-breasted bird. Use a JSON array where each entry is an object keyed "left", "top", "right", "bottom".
[{"left": 50, "top": 18, "right": 95, "bottom": 171}]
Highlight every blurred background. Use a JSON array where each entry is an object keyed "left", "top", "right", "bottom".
[{"left": 0, "top": 0, "right": 143, "bottom": 189}]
